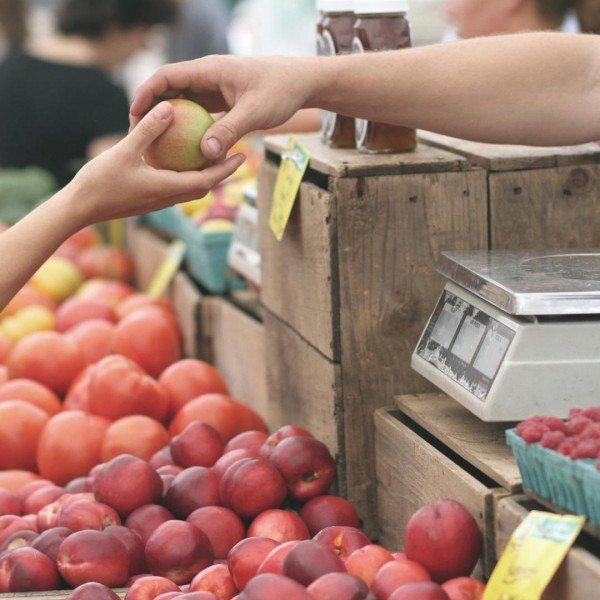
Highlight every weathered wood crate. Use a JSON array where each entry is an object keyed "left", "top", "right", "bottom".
[
  {"left": 495, "top": 496, "right": 600, "bottom": 599},
  {"left": 420, "top": 132, "right": 600, "bottom": 249},
  {"left": 258, "top": 133, "right": 488, "bottom": 536},
  {"left": 375, "top": 393, "right": 522, "bottom": 577}
]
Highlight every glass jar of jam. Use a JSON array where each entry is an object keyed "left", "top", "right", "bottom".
[
  {"left": 317, "top": 0, "right": 356, "bottom": 148},
  {"left": 353, "top": 0, "right": 417, "bottom": 153}
]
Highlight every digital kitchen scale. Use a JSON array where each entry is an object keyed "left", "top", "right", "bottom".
[{"left": 411, "top": 250, "right": 600, "bottom": 421}]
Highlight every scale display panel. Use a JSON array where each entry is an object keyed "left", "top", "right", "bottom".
[{"left": 416, "top": 289, "right": 516, "bottom": 401}]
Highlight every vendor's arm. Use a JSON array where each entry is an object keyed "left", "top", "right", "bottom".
[
  {"left": 0, "top": 101, "right": 244, "bottom": 311},
  {"left": 130, "top": 32, "right": 600, "bottom": 159}
]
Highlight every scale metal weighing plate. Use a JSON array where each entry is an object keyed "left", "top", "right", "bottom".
[{"left": 411, "top": 250, "right": 600, "bottom": 421}]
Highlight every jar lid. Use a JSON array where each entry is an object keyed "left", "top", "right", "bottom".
[
  {"left": 354, "top": 0, "right": 409, "bottom": 14},
  {"left": 317, "top": 0, "right": 355, "bottom": 12}
]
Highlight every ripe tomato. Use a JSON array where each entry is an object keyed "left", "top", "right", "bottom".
[
  {"left": 0, "top": 400, "right": 49, "bottom": 471},
  {"left": 54, "top": 297, "right": 117, "bottom": 333},
  {"left": 62, "top": 365, "right": 95, "bottom": 412},
  {"left": 0, "top": 378, "right": 61, "bottom": 416},
  {"left": 0, "top": 283, "right": 57, "bottom": 318},
  {"left": 0, "top": 470, "right": 41, "bottom": 494},
  {"left": 36, "top": 410, "right": 111, "bottom": 485},
  {"left": 111, "top": 307, "right": 181, "bottom": 378},
  {"left": 88, "top": 355, "right": 169, "bottom": 422},
  {"left": 7, "top": 331, "right": 85, "bottom": 396},
  {"left": 158, "top": 359, "right": 229, "bottom": 417},
  {"left": 115, "top": 293, "right": 176, "bottom": 321},
  {"left": 101, "top": 415, "right": 170, "bottom": 462},
  {"left": 0, "top": 334, "right": 11, "bottom": 364},
  {"left": 0, "top": 366, "right": 7, "bottom": 386},
  {"left": 65, "top": 319, "right": 115, "bottom": 365}
]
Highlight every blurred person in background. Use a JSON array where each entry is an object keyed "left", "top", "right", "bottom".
[
  {"left": 443, "top": 0, "right": 578, "bottom": 41},
  {"left": 0, "top": 0, "right": 176, "bottom": 188},
  {"left": 576, "top": 0, "right": 600, "bottom": 32},
  {"left": 0, "top": 0, "right": 27, "bottom": 58}
]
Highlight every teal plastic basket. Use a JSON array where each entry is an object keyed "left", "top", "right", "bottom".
[
  {"left": 506, "top": 428, "right": 600, "bottom": 526},
  {"left": 140, "top": 207, "right": 245, "bottom": 294}
]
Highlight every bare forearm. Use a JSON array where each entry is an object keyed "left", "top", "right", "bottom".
[{"left": 308, "top": 32, "right": 600, "bottom": 146}]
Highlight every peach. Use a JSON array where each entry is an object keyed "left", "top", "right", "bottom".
[
  {"left": 187, "top": 506, "right": 245, "bottom": 560},
  {"left": 0, "top": 489, "right": 20, "bottom": 516},
  {"left": 227, "top": 537, "right": 279, "bottom": 590},
  {"left": 105, "top": 525, "right": 146, "bottom": 576},
  {"left": 65, "top": 477, "right": 91, "bottom": 494},
  {"left": 15, "top": 479, "right": 54, "bottom": 504},
  {"left": 260, "top": 425, "right": 313, "bottom": 459},
  {"left": 442, "top": 576, "right": 486, "bottom": 600},
  {"left": 212, "top": 449, "right": 260, "bottom": 481},
  {"left": 57, "top": 529, "right": 130, "bottom": 588},
  {"left": 67, "top": 582, "right": 121, "bottom": 599},
  {"left": 75, "top": 246, "right": 134, "bottom": 283},
  {"left": 236, "top": 573, "right": 312, "bottom": 599},
  {"left": 155, "top": 594, "right": 184, "bottom": 600},
  {"left": 149, "top": 446, "right": 175, "bottom": 469},
  {"left": 31, "top": 526, "right": 73, "bottom": 562},
  {"left": 55, "top": 297, "right": 118, "bottom": 332},
  {"left": 389, "top": 582, "right": 450, "bottom": 600},
  {"left": 92, "top": 454, "right": 163, "bottom": 517},
  {"left": 165, "top": 467, "right": 220, "bottom": 518},
  {"left": 190, "top": 563, "right": 238, "bottom": 599},
  {"left": 256, "top": 540, "right": 300, "bottom": 575},
  {"left": 371, "top": 558, "right": 431, "bottom": 600},
  {"left": 56, "top": 498, "right": 121, "bottom": 531},
  {"left": 307, "top": 572, "right": 376, "bottom": 599},
  {"left": 283, "top": 539, "right": 346, "bottom": 587},
  {"left": 170, "top": 422, "right": 225, "bottom": 469},
  {"left": 21, "top": 485, "right": 65, "bottom": 515},
  {"left": 344, "top": 544, "right": 394, "bottom": 587},
  {"left": 0, "top": 515, "right": 36, "bottom": 546},
  {"left": 299, "top": 495, "right": 359, "bottom": 536},
  {"left": 125, "top": 504, "right": 174, "bottom": 544},
  {"left": 0, "top": 529, "right": 37, "bottom": 552},
  {"left": 125, "top": 575, "right": 181, "bottom": 600},
  {"left": 145, "top": 520, "right": 214, "bottom": 585},
  {"left": 0, "top": 546, "right": 60, "bottom": 592},
  {"left": 248, "top": 509, "right": 310, "bottom": 543},
  {"left": 312, "top": 526, "right": 371, "bottom": 560},
  {"left": 224, "top": 431, "right": 269, "bottom": 455}
]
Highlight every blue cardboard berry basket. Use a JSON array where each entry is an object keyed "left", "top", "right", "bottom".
[
  {"left": 506, "top": 428, "right": 600, "bottom": 526},
  {"left": 140, "top": 207, "right": 244, "bottom": 294}
]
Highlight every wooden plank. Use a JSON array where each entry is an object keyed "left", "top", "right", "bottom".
[
  {"left": 258, "top": 160, "right": 339, "bottom": 361},
  {"left": 395, "top": 393, "right": 522, "bottom": 492},
  {"left": 336, "top": 168, "right": 488, "bottom": 537},
  {"left": 264, "top": 133, "right": 471, "bottom": 178},
  {"left": 126, "top": 222, "right": 169, "bottom": 292},
  {"left": 0, "top": 591, "right": 126, "bottom": 599},
  {"left": 263, "top": 309, "right": 344, "bottom": 493},
  {"left": 495, "top": 496, "right": 600, "bottom": 600},
  {"left": 375, "top": 407, "right": 499, "bottom": 577},
  {"left": 210, "top": 297, "right": 269, "bottom": 426},
  {"left": 490, "top": 164, "right": 600, "bottom": 249},
  {"left": 420, "top": 131, "right": 600, "bottom": 172},
  {"left": 171, "top": 271, "right": 202, "bottom": 358}
]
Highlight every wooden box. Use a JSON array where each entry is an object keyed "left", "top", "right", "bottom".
[
  {"left": 375, "top": 394, "right": 522, "bottom": 577},
  {"left": 258, "top": 134, "right": 488, "bottom": 535},
  {"left": 495, "top": 496, "right": 600, "bottom": 599},
  {"left": 419, "top": 132, "right": 600, "bottom": 249}
]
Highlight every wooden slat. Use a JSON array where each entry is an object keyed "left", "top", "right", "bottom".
[
  {"left": 375, "top": 407, "right": 500, "bottom": 577},
  {"left": 495, "top": 496, "right": 600, "bottom": 600},
  {"left": 0, "top": 590, "right": 126, "bottom": 599},
  {"left": 420, "top": 131, "right": 600, "bottom": 172},
  {"left": 264, "top": 133, "right": 471, "bottom": 178},
  {"left": 258, "top": 160, "right": 339, "bottom": 361},
  {"left": 171, "top": 271, "right": 202, "bottom": 358},
  {"left": 489, "top": 164, "right": 600, "bottom": 249},
  {"left": 395, "top": 393, "right": 522, "bottom": 492}
]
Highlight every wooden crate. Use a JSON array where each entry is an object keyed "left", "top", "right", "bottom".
[
  {"left": 375, "top": 394, "right": 522, "bottom": 577},
  {"left": 258, "top": 133, "right": 488, "bottom": 535},
  {"left": 419, "top": 132, "right": 600, "bottom": 249},
  {"left": 0, "top": 591, "right": 126, "bottom": 599},
  {"left": 495, "top": 496, "right": 600, "bottom": 599}
]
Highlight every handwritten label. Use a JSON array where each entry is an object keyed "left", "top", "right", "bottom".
[
  {"left": 483, "top": 510, "right": 585, "bottom": 600},
  {"left": 269, "top": 136, "right": 310, "bottom": 241},
  {"left": 146, "top": 239, "right": 186, "bottom": 299}
]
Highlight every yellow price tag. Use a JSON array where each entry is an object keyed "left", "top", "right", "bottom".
[
  {"left": 107, "top": 219, "right": 125, "bottom": 249},
  {"left": 484, "top": 510, "right": 585, "bottom": 600},
  {"left": 146, "top": 239, "right": 186, "bottom": 299},
  {"left": 269, "top": 136, "right": 311, "bottom": 241}
]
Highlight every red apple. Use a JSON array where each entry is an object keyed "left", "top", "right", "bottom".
[
  {"left": 0, "top": 546, "right": 60, "bottom": 592},
  {"left": 165, "top": 467, "right": 220, "bottom": 518},
  {"left": 248, "top": 509, "right": 310, "bottom": 544},
  {"left": 307, "top": 572, "right": 376, "bottom": 599},
  {"left": 227, "top": 536, "right": 279, "bottom": 590},
  {"left": 256, "top": 541, "right": 300, "bottom": 575},
  {"left": 404, "top": 500, "right": 482, "bottom": 583},
  {"left": 283, "top": 539, "right": 346, "bottom": 586},
  {"left": 31, "top": 526, "right": 73, "bottom": 562},
  {"left": 237, "top": 573, "right": 312, "bottom": 600},
  {"left": 224, "top": 431, "right": 269, "bottom": 455},
  {"left": 92, "top": 454, "right": 163, "bottom": 517},
  {"left": 187, "top": 506, "right": 245, "bottom": 560},
  {"left": 299, "top": 495, "right": 359, "bottom": 536},
  {"left": 125, "top": 575, "right": 181, "bottom": 600},
  {"left": 125, "top": 504, "right": 174, "bottom": 544},
  {"left": 145, "top": 520, "right": 214, "bottom": 585},
  {"left": 67, "top": 582, "right": 121, "bottom": 599},
  {"left": 56, "top": 498, "right": 121, "bottom": 531},
  {"left": 220, "top": 458, "right": 287, "bottom": 519},
  {"left": 389, "top": 582, "right": 450, "bottom": 600},
  {"left": 57, "top": 529, "right": 130, "bottom": 588},
  {"left": 260, "top": 425, "right": 313, "bottom": 459},
  {"left": 190, "top": 563, "right": 238, "bottom": 599},
  {"left": 345, "top": 544, "right": 394, "bottom": 587},
  {"left": 170, "top": 422, "right": 225, "bottom": 469},
  {"left": 371, "top": 558, "right": 431, "bottom": 600},
  {"left": 269, "top": 437, "right": 336, "bottom": 501},
  {"left": 442, "top": 577, "right": 486, "bottom": 600},
  {"left": 312, "top": 526, "right": 371, "bottom": 559}
]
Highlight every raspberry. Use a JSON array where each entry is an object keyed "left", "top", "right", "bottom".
[
  {"left": 519, "top": 422, "right": 547, "bottom": 444},
  {"left": 540, "top": 416, "right": 567, "bottom": 433},
  {"left": 570, "top": 439, "right": 600, "bottom": 460},
  {"left": 579, "top": 423, "right": 600, "bottom": 440},
  {"left": 569, "top": 407, "right": 584, "bottom": 420},
  {"left": 566, "top": 416, "right": 592, "bottom": 436},
  {"left": 582, "top": 407, "right": 600, "bottom": 422},
  {"left": 540, "top": 430, "right": 566, "bottom": 450},
  {"left": 558, "top": 441, "right": 574, "bottom": 456},
  {"left": 516, "top": 417, "right": 544, "bottom": 438}
]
